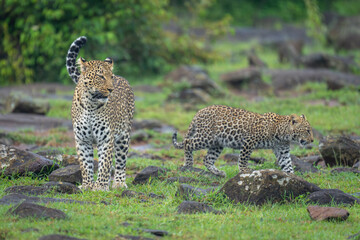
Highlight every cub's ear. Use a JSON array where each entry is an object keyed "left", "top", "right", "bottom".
[
  {"left": 290, "top": 114, "right": 299, "bottom": 125},
  {"left": 104, "top": 57, "right": 113, "bottom": 70},
  {"left": 77, "top": 57, "right": 87, "bottom": 72}
]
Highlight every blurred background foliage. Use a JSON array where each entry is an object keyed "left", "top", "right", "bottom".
[{"left": 1, "top": 0, "right": 360, "bottom": 85}]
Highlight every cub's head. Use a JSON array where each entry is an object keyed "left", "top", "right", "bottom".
[
  {"left": 289, "top": 114, "right": 314, "bottom": 147},
  {"left": 78, "top": 57, "right": 114, "bottom": 103}
]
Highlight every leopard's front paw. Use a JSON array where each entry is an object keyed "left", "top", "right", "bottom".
[{"left": 78, "top": 182, "right": 94, "bottom": 190}]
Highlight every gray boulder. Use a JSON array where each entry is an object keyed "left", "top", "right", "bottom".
[
  {"left": 132, "top": 166, "right": 168, "bottom": 185},
  {"left": 48, "top": 165, "right": 82, "bottom": 184},
  {"left": 0, "top": 144, "right": 59, "bottom": 177},
  {"left": 219, "top": 169, "right": 321, "bottom": 205},
  {"left": 306, "top": 189, "right": 360, "bottom": 206},
  {"left": 4, "top": 182, "right": 81, "bottom": 195},
  {"left": 307, "top": 205, "right": 349, "bottom": 221},
  {"left": 7, "top": 202, "right": 67, "bottom": 219}
]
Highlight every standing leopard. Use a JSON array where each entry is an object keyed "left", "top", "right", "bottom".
[
  {"left": 173, "top": 105, "right": 314, "bottom": 177},
  {"left": 66, "top": 36, "right": 135, "bottom": 191}
]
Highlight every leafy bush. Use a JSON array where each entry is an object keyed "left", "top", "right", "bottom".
[{"left": 0, "top": 0, "right": 229, "bottom": 85}]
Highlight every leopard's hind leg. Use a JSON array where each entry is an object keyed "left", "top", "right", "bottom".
[
  {"left": 204, "top": 147, "right": 226, "bottom": 177},
  {"left": 112, "top": 132, "right": 130, "bottom": 189}
]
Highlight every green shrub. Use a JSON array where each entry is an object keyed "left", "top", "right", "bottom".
[{"left": 0, "top": 0, "right": 228, "bottom": 85}]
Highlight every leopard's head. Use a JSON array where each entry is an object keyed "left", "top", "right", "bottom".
[
  {"left": 78, "top": 57, "right": 114, "bottom": 103},
  {"left": 289, "top": 114, "right": 314, "bottom": 147}
]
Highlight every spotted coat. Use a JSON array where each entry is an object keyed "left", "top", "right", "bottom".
[
  {"left": 66, "top": 36, "right": 134, "bottom": 191},
  {"left": 173, "top": 105, "right": 314, "bottom": 177}
]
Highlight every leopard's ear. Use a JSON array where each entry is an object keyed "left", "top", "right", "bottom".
[
  {"left": 104, "top": 57, "right": 113, "bottom": 71},
  {"left": 290, "top": 114, "right": 299, "bottom": 125},
  {"left": 300, "top": 114, "right": 307, "bottom": 120},
  {"left": 77, "top": 57, "right": 87, "bottom": 72}
]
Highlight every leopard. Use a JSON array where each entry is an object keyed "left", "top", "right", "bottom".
[
  {"left": 173, "top": 105, "right": 314, "bottom": 177},
  {"left": 66, "top": 36, "right": 135, "bottom": 191}
]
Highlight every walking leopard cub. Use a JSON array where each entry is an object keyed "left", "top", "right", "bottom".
[
  {"left": 173, "top": 105, "right": 313, "bottom": 177},
  {"left": 66, "top": 36, "right": 134, "bottom": 191}
]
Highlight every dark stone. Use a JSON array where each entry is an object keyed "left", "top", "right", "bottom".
[
  {"left": 291, "top": 155, "right": 319, "bottom": 173},
  {"left": 38, "top": 234, "right": 86, "bottom": 240},
  {"left": 301, "top": 53, "right": 359, "bottom": 74},
  {"left": 4, "top": 182, "right": 81, "bottom": 195},
  {"left": 164, "top": 65, "right": 222, "bottom": 96},
  {"left": 327, "top": 15, "right": 360, "bottom": 50},
  {"left": 0, "top": 113, "right": 72, "bottom": 132},
  {"left": 4, "top": 92, "right": 50, "bottom": 115},
  {"left": 220, "top": 67, "right": 269, "bottom": 92},
  {"left": 0, "top": 132, "right": 14, "bottom": 146},
  {"left": 248, "top": 50, "right": 267, "bottom": 68},
  {"left": 0, "top": 144, "right": 59, "bottom": 177},
  {"left": 167, "top": 89, "right": 211, "bottom": 105},
  {"left": 300, "top": 155, "right": 324, "bottom": 166},
  {"left": 307, "top": 189, "right": 360, "bottom": 206},
  {"left": 128, "top": 152, "right": 166, "bottom": 161},
  {"left": 166, "top": 176, "right": 199, "bottom": 184},
  {"left": 131, "top": 130, "right": 151, "bottom": 142},
  {"left": 7, "top": 202, "right": 67, "bottom": 219},
  {"left": 121, "top": 190, "right": 146, "bottom": 198},
  {"left": 176, "top": 184, "right": 215, "bottom": 200},
  {"left": 263, "top": 69, "right": 360, "bottom": 91},
  {"left": 48, "top": 165, "right": 82, "bottom": 184},
  {"left": 0, "top": 193, "right": 95, "bottom": 205},
  {"left": 307, "top": 205, "right": 349, "bottom": 221},
  {"left": 331, "top": 167, "right": 360, "bottom": 175},
  {"left": 177, "top": 201, "right": 222, "bottom": 214},
  {"left": 219, "top": 169, "right": 321, "bottom": 205},
  {"left": 132, "top": 166, "right": 168, "bottom": 185},
  {"left": 319, "top": 136, "right": 360, "bottom": 167},
  {"left": 223, "top": 153, "right": 265, "bottom": 164},
  {"left": 179, "top": 166, "right": 221, "bottom": 178},
  {"left": 276, "top": 40, "right": 303, "bottom": 65},
  {"left": 135, "top": 228, "right": 169, "bottom": 237},
  {"left": 115, "top": 235, "right": 153, "bottom": 240}
]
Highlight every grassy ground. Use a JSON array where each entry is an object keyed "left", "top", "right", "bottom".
[{"left": 0, "top": 40, "right": 360, "bottom": 240}]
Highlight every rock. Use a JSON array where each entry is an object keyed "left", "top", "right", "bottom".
[
  {"left": 248, "top": 50, "right": 267, "bottom": 68},
  {"left": 319, "top": 136, "right": 360, "bottom": 167},
  {"left": 4, "top": 182, "right": 81, "bottom": 195},
  {"left": 48, "top": 165, "right": 82, "bottom": 184},
  {"left": 327, "top": 15, "right": 360, "bottom": 50},
  {"left": 133, "top": 85, "right": 162, "bottom": 93},
  {"left": 0, "top": 144, "right": 59, "bottom": 177},
  {"left": 135, "top": 228, "right": 169, "bottom": 237},
  {"left": 0, "top": 132, "right": 14, "bottom": 146},
  {"left": 0, "top": 193, "right": 95, "bottom": 205},
  {"left": 312, "top": 129, "right": 324, "bottom": 141},
  {"left": 219, "top": 169, "right": 321, "bottom": 205},
  {"left": 128, "top": 152, "right": 166, "bottom": 161},
  {"left": 301, "top": 53, "right": 359, "bottom": 74},
  {"left": 132, "top": 166, "right": 168, "bottom": 185},
  {"left": 263, "top": 69, "right": 360, "bottom": 91},
  {"left": 300, "top": 155, "right": 324, "bottom": 166},
  {"left": 307, "top": 189, "right": 360, "bottom": 206},
  {"left": 166, "top": 176, "right": 199, "bottom": 184},
  {"left": 179, "top": 166, "right": 220, "bottom": 178},
  {"left": 331, "top": 167, "right": 360, "bottom": 175},
  {"left": 131, "top": 130, "right": 151, "bottom": 142},
  {"left": 276, "top": 40, "right": 303, "bottom": 65},
  {"left": 164, "top": 65, "right": 222, "bottom": 96},
  {"left": 353, "top": 161, "right": 360, "bottom": 169},
  {"left": 0, "top": 113, "right": 72, "bottom": 132},
  {"left": 177, "top": 201, "right": 222, "bottom": 214},
  {"left": 167, "top": 89, "right": 211, "bottom": 105},
  {"left": 38, "top": 234, "right": 86, "bottom": 240},
  {"left": 307, "top": 205, "right": 349, "bottom": 221},
  {"left": 35, "top": 149, "right": 64, "bottom": 162},
  {"left": 223, "top": 153, "right": 265, "bottom": 164},
  {"left": 291, "top": 155, "right": 319, "bottom": 173},
  {"left": 7, "top": 202, "right": 67, "bottom": 219},
  {"left": 4, "top": 92, "right": 50, "bottom": 115},
  {"left": 176, "top": 184, "right": 215, "bottom": 199},
  {"left": 131, "top": 119, "right": 175, "bottom": 134},
  {"left": 115, "top": 234, "right": 153, "bottom": 240},
  {"left": 220, "top": 67, "right": 269, "bottom": 92}
]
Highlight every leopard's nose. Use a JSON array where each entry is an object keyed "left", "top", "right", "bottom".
[{"left": 108, "top": 88, "right": 113, "bottom": 93}]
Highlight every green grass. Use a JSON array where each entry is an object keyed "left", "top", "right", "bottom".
[{"left": 1, "top": 40, "right": 360, "bottom": 239}]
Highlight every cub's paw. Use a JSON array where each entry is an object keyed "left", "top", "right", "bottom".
[{"left": 112, "top": 181, "right": 128, "bottom": 189}]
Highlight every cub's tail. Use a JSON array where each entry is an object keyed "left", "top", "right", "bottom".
[
  {"left": 172, "top": 131, "right": 184, "bottom": 149},
  {"left": 66, "top": 36, "right": 87, "bottom": 84}
]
